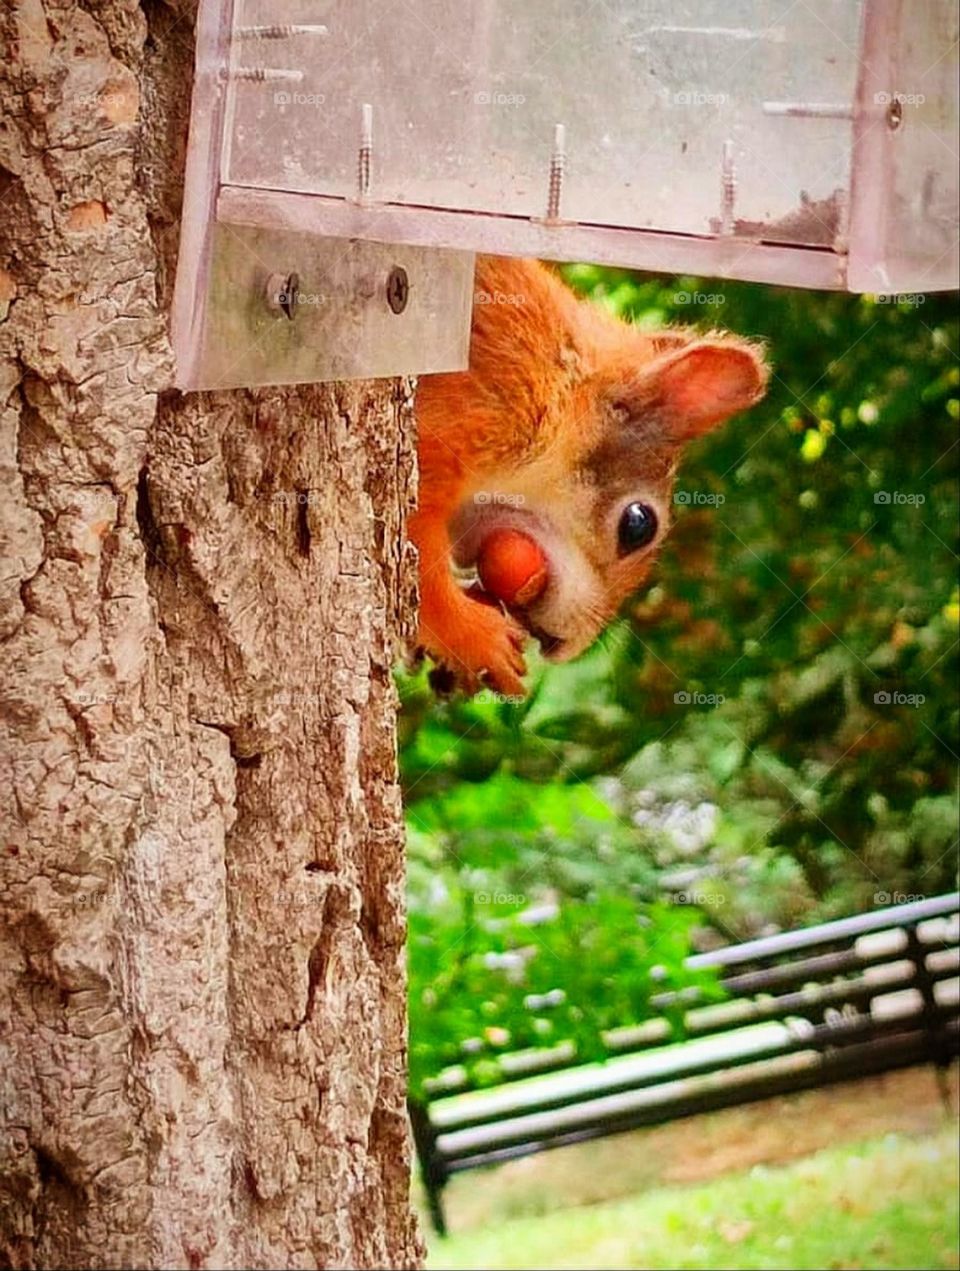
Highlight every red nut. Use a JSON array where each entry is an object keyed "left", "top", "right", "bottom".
[{"left": 477, "top": 529, "right": 548, "bottom": 606}]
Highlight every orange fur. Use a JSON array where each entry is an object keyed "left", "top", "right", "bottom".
[{"left": 413, "top": 256, "right": 768, "bottom": 696}]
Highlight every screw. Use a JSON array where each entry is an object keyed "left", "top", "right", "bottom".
[
  {"left": 720, "top": 138, "right": 736, "bottom": 236},
  {"left": 236, "top": 25, "right": 329, "bottom": 39},
  {"left": 226, "top": 67, "right": 304, "bottom": 82},
  {"left": 358, "top": 103, "right": 373, "bottom": 198},
  {"left": 279, "top": 273, "right": 299, "bottom": 318},
  {"left": 887, "top": 97, "right": 903, "bottom": 130},
  {"left": 386, "top": 266, "right": 409, "bottom": 314},
  {"left": 265, "top": 271, "right": 299, "bottom": 319},
  {"left": 762, "top": 101, "right": 853, "bottom": 119},
  {"left": 546, "top": 123, "right": 566, "bottom": 221}
]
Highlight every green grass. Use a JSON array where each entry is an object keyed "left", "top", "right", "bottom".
[{"left": 426, "top": 1127, "right": 959, "bottom": 1271}]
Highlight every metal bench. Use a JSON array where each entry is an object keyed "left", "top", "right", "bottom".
[{"left": 410, "top": 892, "right": 960, "bottom": 1235}]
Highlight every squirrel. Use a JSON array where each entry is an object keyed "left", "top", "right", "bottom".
[{"left": 412, "top": 256, "right": 769, "bottom": 698}]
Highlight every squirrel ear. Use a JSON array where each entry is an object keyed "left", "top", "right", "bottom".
[{"left": 653, "top": 340, "right": 768, "bottom": 439}]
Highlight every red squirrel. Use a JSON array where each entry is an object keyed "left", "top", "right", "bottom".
[{"left": 412, "top": 256, "right": 769, "bottom": 698}]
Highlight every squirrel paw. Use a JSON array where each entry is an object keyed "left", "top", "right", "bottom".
[
  {"left": 470, "top": 609, "right": 528, "bottom": 699},
  {"left": 423, "top": 600, "right": 528, "bottom": 699}
]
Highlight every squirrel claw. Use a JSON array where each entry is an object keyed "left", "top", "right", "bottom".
[
  {"left": 424, "top": 607, "right": 528, "bottom": 700},
  {"left": 476, "top": 622, "right": 528, "bottom": 699}
]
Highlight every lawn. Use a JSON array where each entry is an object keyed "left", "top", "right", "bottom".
[{"left": 425, "top": 1125, "right": 959, "bottom": 1271}]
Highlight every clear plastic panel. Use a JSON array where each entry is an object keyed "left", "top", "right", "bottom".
[
  {"left": 885, "top": 2, "right": 959, "bottom": 291},
  {"left": 224, "top": 0, "right": 862, "bottom": 246}
]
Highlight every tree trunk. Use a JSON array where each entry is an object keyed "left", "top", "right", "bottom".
[{"left": 0, "top": 3, "right": 422, "bottom": 1267}]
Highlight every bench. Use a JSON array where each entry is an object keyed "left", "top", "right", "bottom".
[{"left": 409, "top": 892, "right": 960, "bottom": 1235}]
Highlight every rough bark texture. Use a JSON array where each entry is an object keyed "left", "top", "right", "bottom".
[{"left": 0, "top": 2, "right": 423, "bottom": 1267}]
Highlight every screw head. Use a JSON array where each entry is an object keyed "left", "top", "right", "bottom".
[
  {"left": 265, "top": 271, "right": 299, "bottom": 319},
  {"left": 386, "top": 266, "right": 409, "bottom": 314},
  {"left": 279, "top": 272, "right": 299, "bottom": 318}
]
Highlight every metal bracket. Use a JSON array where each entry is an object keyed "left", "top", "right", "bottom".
[
  {"left": 171, "top": 0, "right": 474, "bottom": 391},
  {"left": 195, "top": 225, "right": 473, "bottom": 390}
]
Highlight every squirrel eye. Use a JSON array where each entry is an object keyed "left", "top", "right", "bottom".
[{"left": 618, "top": 502, "right": 658, "bottom": 555}]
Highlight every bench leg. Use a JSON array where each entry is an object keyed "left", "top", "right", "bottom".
[
  {"left": 425, "top": 1179, "right": 448, "bottom": 1238},
  {"left": 408, "top": 1097, "right": 450, "bottom": 1237}
]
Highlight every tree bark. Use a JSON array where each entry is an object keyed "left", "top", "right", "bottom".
[{"left": 0, "top": 3, "right": 422, "bottom": 1267}]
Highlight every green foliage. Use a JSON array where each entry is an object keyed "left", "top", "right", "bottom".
[
  {"left": 403, "top": 266, "right": 959, "bottom": 1092},
  {"left": 405, "top": 750, "right": 722, "bottom": 1094},
  {"left": 558, "top": 267, "right": 959, "bottom": 916},
  {"left": 408, "top": 888, "right": 720, "bottom": 1098}
]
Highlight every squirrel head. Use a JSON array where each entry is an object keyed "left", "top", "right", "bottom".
[{"left": 447, "top": 260, "right": 769, "bottom": 664}]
